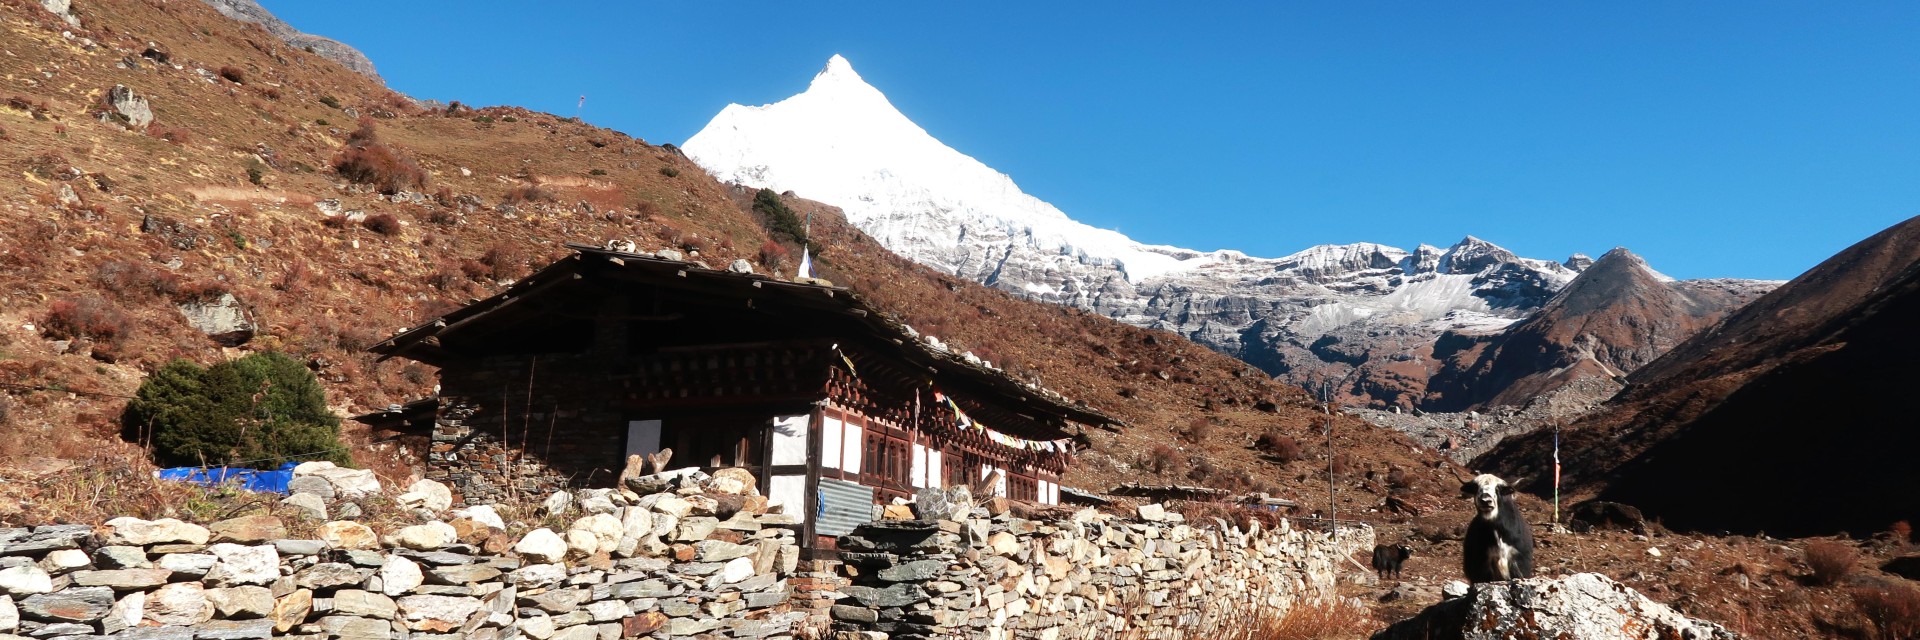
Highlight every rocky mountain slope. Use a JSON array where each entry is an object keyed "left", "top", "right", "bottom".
[
  {"left": 683, "top": 56, "right": 1772, "bottom": 412},
  {"left": 197, "top": 0, "right": 381, "bottom": 82},
  {"left": 1479, "top": 214, "right": 1920, "bottom": 537},
  {"left": 0, "top": 0, "right": 1460, "bottom": 522}
]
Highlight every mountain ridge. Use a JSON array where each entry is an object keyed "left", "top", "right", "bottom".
[{"left": 684, "top": 55, "right": 1776, "bottom": 411}]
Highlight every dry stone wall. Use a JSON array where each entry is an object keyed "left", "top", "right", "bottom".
[
  {"left": 0, "top": 471, "right": 1362, "bottom": 640},
  {"left": 830, "top": 492, "right": 1372, "bottom": 640}
]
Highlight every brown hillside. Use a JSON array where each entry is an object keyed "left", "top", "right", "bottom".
[
  {"left": 1479, "top": 215, "right": 1920, "bottom": 537},
  {"left": 0, "top": 0, "right": 1463, "bottom": 520}
]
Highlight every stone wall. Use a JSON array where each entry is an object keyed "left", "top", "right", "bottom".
[
  {"left": 427, "top": 401, "right": 576, "bottom": 507},
  {"left": 0, "top": 471, "right": 1364, "bottom": 640},
  {"left": 830, "top": 498, "right": 1372, "bottom": 640}
]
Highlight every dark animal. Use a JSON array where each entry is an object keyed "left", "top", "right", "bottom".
[
  {"left": 1461, "top": 473, "right": 1534, "bottom": 583},
  {"left": 1371, "top": 543, "right": 1413, "bottom": 580}
]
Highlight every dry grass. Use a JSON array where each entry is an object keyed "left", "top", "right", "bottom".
[
  {"left": 1117, "top": 599, "right": 1374, "bottom": 640},
  {"left": 1807, "top": 540, "right": 1860, "bottom": 586},
  {"left": 1854, "top": 582, "right": 1920, "bottom": 640}
]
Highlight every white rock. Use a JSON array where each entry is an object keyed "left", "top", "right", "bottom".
[
  {"left": 104, "top": 591, "right": 143, "bottom": 634},
  {"left": 1647, "top": 547, "right": 1663, "bottom": 557},
  {"left": 40, "top": 549, "right": 89, "bottom": 572},
  {"left": 1136, "top": 504, "right": 1167, "bottom": 522},
  {"left": 541, "top": 491, "right": 572, "bottom": 516},
  {"left": 386, "top": 521, "right": 458, "bottom": 550},
  {"left": 317, "top": 521, "right": 378, "bottom": 550},
  {"left": 457, "top": 505, "right": 505, "bottom": 530},
  {"left": 378, "top": 556, "right": 423, "bottom": 597},
  {"left": 397, "top": 479, "right": 454, "bottom": 513},
  {"left": 145, "top": 582, "right": 214, "bottom": 625},
  {"left": 514, "top": 529, "right": 567, "bottom": 563},
  {"left": 506, "top": 563, "right": 565, "bottom": 587},
  {"left": 1378, "top": 573, "right": 1736, "bottom": 640},
  {"left": 396, "top": 594, "right": 481, "bottom": 632},
  {"left": 572, "top": 514, "right": 623, "bottom": 553},
  {"left": 564, "top": 529, "right": 599, "bottom": 557},
  {"left": 652, "top": 495, "right": 692, "bottom": 518},
  {"left": 104, "top": 517, "right": 210, "bottom": 546},
  {"left": 520, "top": 612, "right": 555, "bottom": 639},
  {"left": 204, "top": 544, "right": 279, "bottom": 586},
  {"left": 719, "top": 557, "right": 755, "bottom": 584},
  {"left": 0, "top": 594, "right": 16, "bottom": 633},
  {"left": 0, "top": 566, "right": 53, "bottom": 595},
  {"left": 292, "top": 462, "right": 381, "bottom": 498},
  {"left": 280, "top": 493, "right": 327, "bottom": 520}
]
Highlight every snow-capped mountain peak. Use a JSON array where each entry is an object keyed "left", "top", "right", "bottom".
[{"left": 684, "top": 55, "right": 1646, "bottom": 397}]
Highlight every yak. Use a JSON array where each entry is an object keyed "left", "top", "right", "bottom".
[
  {"left": 1371, "top": 543, "right": 1413, "bottom": 580},
  {"left": 1461, "top": 473, "right": 1534, "bottom": 583}
]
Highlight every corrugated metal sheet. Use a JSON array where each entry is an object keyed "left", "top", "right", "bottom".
[{"left": 816, "top": 478, "right": 875, "bottom": 537}]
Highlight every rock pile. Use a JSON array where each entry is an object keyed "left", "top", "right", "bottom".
[
  {"left": 0, "top": 468, "right": 812, "bottom": 640},
  {"left": 826, "top": 488, "right": 1367, "bottom": 640},
  {"left": 1372, "top": 572, "right": 1739, "bottom": 640}
]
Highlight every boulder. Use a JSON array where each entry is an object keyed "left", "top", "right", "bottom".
[
  {"left": 377, "top": 556, "right": 423, "bottom": 597},
  {"left": 564, "top": 529, "right": 598, "bottom": 557},
  {"left": 104, "top": 591, "right": 142, "bottom": 634},
  {"left": 208, "top": 515, "right": 285, "bottom": 543},
  {"left": 144, "top": 580, "right": 212, "bottom": 618},
  {"left": 570, "top": 514, "right": 623, "bottom": 554},
  {"left": 269, "top": 589, "right": 310, "bottom": 632},
  {"left": 911, "top": 485, "right": 971, "bottom": 521},
  {"left": 102, "top": 85, "right": 153, "bottom": 130},
  {"left": 395, "top": 594, "right": 480, "bottom": 632},
  {"left": 91, "top": 546, "right": 149, "bottom": 569},
  {"left": 396, "top": 479, "right": 453, "bottom": 514},
  {"left": 203, "top": 586, "right": 274, "bottom": 619},
  {"left": 286, "top": 476, "right": 334, "bottom": 500},
  {"left": 0, "top": 595, "right": 13, "bottom": 633},
  {"left": 541, "top": 491, "right": 571, "bottom": 516},
  {"left": 454, "top": 505, "right": 505, "bottom": 531},
  {"left": 514, "top": 529, "right": 567, "bottom": 564},
  {"left": 385, "top": 521, "right": 458, "bottom": 550},
  {"left": 280, "top": 493, "right": 327, "bottom": 521},
  {"left": 317, "top": 521, "right": 378, "bottom": 550},
  {"left": 18, "top": 586, "right": 113, "bottom": 622},
  {"left": 291, "top": 462, "right": 379, "bottom": 498},
  {"left": 39, "top": 549, "right": 89, "bottom": 574},
  {"left": 203, "top": 544, "right": 278, "bottom": 587},
  {"left": 293, "top": 562, "right": 364, "bottom": 590},
  {"left": 331, "top": 589, "right": 396, "bottom": 618},
  {"left": 104, "top": 518, "right": 209, "bottom": 546},
  {"left": 0, "top": 566, "right": 53, "bottom": 595},
  {"left": 177, "top": 293, "right": 256, "bottom": 346},
  {"left": 1372, "top": 573, "right": 1739, "bottom": 640},
  {"left": 706, "top": 468, "right": 758, "bottom": 496},
  {"left": 155, "top": 554, "right": 215, "bottom": 578}
]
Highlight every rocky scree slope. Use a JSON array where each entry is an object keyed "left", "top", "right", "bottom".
[
  {"left": 196, "top": 0, "right": 381, "bottom": 82},
  {"left": 0, "top": 0, "right": 1464, "bottom": 525},
  {"left": 683, "top": 56, "right": 1772, "bottom": 412},
  {"left": 1479, "top": 214, "right": 1920, "bottom": 537}
]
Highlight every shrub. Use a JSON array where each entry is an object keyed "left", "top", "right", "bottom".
[
  {"left": 1258, "top": 432, "right": 1301, "bottom": 463},
  {"left": 43, "top": 296, "right": 131, "bottom": 343},
  {"left": 318, "top": 95, "right": 341, "bottom": 109},
  {"left": 758, "top": 239, "right": 791, "bottom": 269},
  {"left": 479, "top": 243, "right": 528, "bottom": 281},
  {"left": 1187, "top": 456, "right": 1215, "bottom": 483},
  {"left": 1143, "top": 444, "right": 1183, "bottom": 475},
  {"left": 217, "top": 66, "right": 246, "bottom": 84},
  {"left": 334, "top": 141, "right": 427, "bottom": 195},
  {"left": 502, "top": 184, "right": 553, "bottom": 205},
  {"left": 361, "top": 212, "right": 402, "bottom": 236},
  {"left": 658, "top": 165, "right": 680, "bottom": 178},
  {"left": 589, "top": 168, "right": 608, "bottom": 176},
  {"left": 93, "top": 260, "right": 181, "bottom": 301},
  {"left": 1854, "top": 582, "right": 1920, "bottom": 640},
  {"left": 1806, "top": 540, "right": 1859, "bottom": 586},
  {"left": 124, "top": 353, "right": 350, "bottom": 469},
  {"left": 1894, "top": 521, "right": 1914, "bottom": 544},
  {"left": 752, "top": 188, "right": 806, "bottom": 244},
  {"left": 147, "top": 123, "right": 192, "bottom": 145},
  {"left": 1181, "top": 417, "right": 1213, "bottom": 444},
  {"left": 245, "top": 161, "right": 266, "bottom": 186}
]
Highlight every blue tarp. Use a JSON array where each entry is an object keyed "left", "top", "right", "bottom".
[{"left": 155, "top": 461, "right": 297, "bottom": 494}]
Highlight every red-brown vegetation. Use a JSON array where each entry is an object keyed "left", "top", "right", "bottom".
[
  {"left": 1258, "top": 432, "right": 1301, "bottom": 463},
  {"left": 1143, "top": 444, "right": 1184, "bottom": 475},
  {"left": 217, "top": 66, "right": 246, "bottom": 83},
  {"left": 502, "top": 184, "right": 553, "bottom": 205},
  {"left": 1807, "top": 540, "right": 1859, "bottom": 586},
  {"left": 146, "top": 123, "right": 192, "bottom": 145},
  {"left": 758, "top": 239, "right": 791, "bottom": 270},
  {"left": 42, "top": 296, "right": 130, "bottom": 344},
  {"left": 1853, "top": 582, "right": 1920, "bottom": 640},
  {"left": 332, "top": 118, "right": 426, "bottom": 194},
  {"left": 479, "top": 243, "right": 529, "bottom": 282},
  {"left": 92, "top": 260, "right": 181, "bottom": 301},
  {"left": 361, "top": 212, "right": 402, "bottom": 236}
]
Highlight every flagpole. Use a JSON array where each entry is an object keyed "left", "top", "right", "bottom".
[{"left": 1553, "top": 422, "right": 1562, "bottom": 525}]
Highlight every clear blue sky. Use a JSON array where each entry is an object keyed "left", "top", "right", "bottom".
[{"left": 262, "top": 1, "right": 1920, "bottom": 280}]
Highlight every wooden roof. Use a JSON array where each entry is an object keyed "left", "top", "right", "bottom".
[{"left": 370, "top": 244, "right": 1119, "bottom": 431}]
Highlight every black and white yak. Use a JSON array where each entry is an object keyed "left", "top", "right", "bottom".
[{"left": 1461, "top": 473, "right": 1534, "bottom": 583}]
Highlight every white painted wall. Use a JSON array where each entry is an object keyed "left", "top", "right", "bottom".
[
  {"left": 769, "top": 474, "right": 807, "bottom": 524},
  {"left": 821, "top": 416, "right": 843, "bottom": 469},
  {"left": 771, "top": 414, "right": 809, "bottom": 466}
]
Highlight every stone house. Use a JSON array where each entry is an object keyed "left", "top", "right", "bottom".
[{"left": 368, "top": 244, "right": 1116, "bottom": 550}]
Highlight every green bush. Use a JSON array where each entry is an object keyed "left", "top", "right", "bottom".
[
  {"left": 126, "top": 352, "right": 350, "bottom": 469},
  {"left": 752, "top": 188, "right": 807, "bottom": 246}
]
